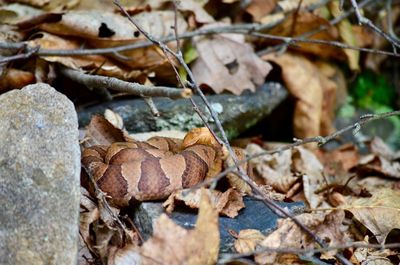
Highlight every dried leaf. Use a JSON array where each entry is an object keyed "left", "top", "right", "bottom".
[
  {"left": 104, "top": 109, "right": 124, "bottom": 130},
  {"left": 79, "top": 187, "right": 100, "bottom": 245},
  {"left": 353, "top": 138, "right": 400, "bottom": 179},
  {"left": 329, "top": 0, "right": 360, "bottom": 71},
  {"left": 0, "top": 3, "right": 43, "bottom": 24},
  {"left": 277, "top": 0, "right": 321, "bottom": 12},
  {"left": 0, "top": 68, "right": 35, "bottom": 92},
  {"left": 266, "top": 12, "right": 344, "bottom": 59},
  {"left": 192, "top": 25, "right": 272, "bottom": 95},
  {"left": 36, "top": 10, "right": 187, "bottom": 71},
  {"left": 263, "top": 52, "right": 334, "bottom": 138},
  {"left": 164, "top": 188, "right": 245, "bottom": 218},
  {"left": 177, "top": 0, "right": 214, "bottom": 23},
  {"left": 256, "top": 211, "right": 346, "bottom": 264},
  {"left": 140, "top": 189, "right": 220, "bottom": 265},
  {"left": 234, "top": 229, "right": 265, "bottom": 254},
  {"left": 292, "top": 147, "right": 325, "bottom": 208},
  {"left": 245, "top": 0, "right": 276, "bottom": 22},
  {"left": 345, "top": 188, "right": 400, "bottom": 243},
  {"left": 107, "top": 244, "right": 141, "bottom": 265},
  {"left": 246, "top": 143, "right": 297, "bottom": 193}
]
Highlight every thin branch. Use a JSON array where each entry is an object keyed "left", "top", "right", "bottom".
[
  {"left": 252, "top": 31, "right": 400, "bottom": 57},
  {"left": 0, "top": 45, "right": 39, "bottom": 64},
  {"left": 59, "top": 66, "right": 192, "bottom": 99},
  {"left": 143, "top": 97, "right": 160, "bottom": 117},
  {"left": 350, "top": 0, "right": 400, "bottom": 51}
]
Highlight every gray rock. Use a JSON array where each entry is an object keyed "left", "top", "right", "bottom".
[
  {"left": 0, "top": 84, "right": 81, "bottom": 265},
  {"left": 78, "top": 82, "right": 288, "bottom": 139},
  {"left": 133, "top": 197, "right": 305, "bottom": 253}
]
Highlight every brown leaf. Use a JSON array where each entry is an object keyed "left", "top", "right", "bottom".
[
  {"left": 79, "top": 188, "right": 100, "bottom": 245},
  {"left": 266, "top": 12, "right": 344, "bottom": 59},
  {"left": 164, "top": 188, "right": 245, "bottom": 218},
  {"left": 353, "top": 138, "right": 400, "bottom": 179},
  {"left": 107, "top": 244, "right": 141, "bottom": 265},
  {"left": 263, "top": 52, "right": 337, "bottom": 138},
  {"left": 345, "top": 188, "right": 400, "bottom": 243},
  {"left": 256, "top": 211, "right": 347, "bottom": 264},
  {"left": 28, "top": 32, "right": 143, "bottom": 80},
  {"left": 36, "top": 10, "right": 187, "bottom": 71},
  {"left": 329, "top": 0, "right": 360, "bottom": 71},
  {"left": 246, "top": 143, "right": 297, "bottom": 193},
  {"left": 245, "top": 0, "right": 276, "bottom": 22},
  {"left": 234, "top": 229, "right": 265, "bottom": 254},
  {"left": 0, "top": 3, "right": 43, "bottom": 25},
  {"left": 177, "top": 0, "right": 214, "bottom": 24},
  {"left": 140, "top": 189, "right": 220, "bottom": 265},
  {"left": 192, "top": 25, "right": 272, "bottom": 95},
  {"left": 0, "top": 68, "right": 35, "bottom": 92},
  {"left": 292, "top": 147, "right": 325, "bottom": 208}
]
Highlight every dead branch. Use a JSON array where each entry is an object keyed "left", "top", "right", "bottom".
[
  {"left": 59, "top": 66, "right": 192, "bottom": 99},
  {"left": 350, "top": 0, "right": 400, "bottom": 50}
]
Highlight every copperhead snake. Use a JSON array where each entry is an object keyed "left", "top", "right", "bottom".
[{"left": 82, "top": 129, "right": 249, "bottom": 206}]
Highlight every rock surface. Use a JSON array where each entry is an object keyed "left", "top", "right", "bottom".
[
  {"left": 133, "top": 197, "right": 305, "bottom": 253},
  {"left": 0, "top": 83, "right": 81, "bottom": 265},
  {"left": 78, "top": 82, "right": 288, "bottom": 139}
]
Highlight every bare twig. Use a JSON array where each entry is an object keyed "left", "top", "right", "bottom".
[
  {"left": 350, "top": 0, "right": 400, "bottom": 51},
  {"left": 59, "top": 66, "right": 192, "bottom": 99},
  {"left": 0, "top": 45, "right": 39, "bottom": 64},
  {"left": 143, "top": 97, "right": 160, "bottom": 116},
  {"left": 253, "top": 31, "right": 400, "bottom": 57}
]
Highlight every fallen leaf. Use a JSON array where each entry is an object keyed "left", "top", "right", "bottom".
[
  {"left": 107, "top": 244, "right": 141, "bottom": 265},
  {"left": 192, "top": 24, "right": 272, "bottom": 95},
  {"left": 177, "top": 0, "right": 214, "bottom": 23},
  {"left": 245, "top": 0, "right": 276, "bottom": 22},
  {"left": 263, "top": 52, "right": 337, "bottom": 138},
  {"left": 225, "top": 147, "right": 253, "bottom": 195},
  {"left": 0, "top": 68, "right": 35, "bottom": 92},
  {"left": 329, "top": 0, "right": 360, "bottom": 71},
  {"left": 79, "top": 187, "right": 100, "bottom": 247},
  {"left": 104, "top": 109, "right": 124, "bottom": 130},
  {"left": 140, "top": 189, "right": 220, "bottom": 265},
  {"left": 293, "top": 147, "right": 326, "bottom": 208},
  {"left": 345, "top": 188, "right": 400, "bottom": 243},
  {"left": 0, "top": 3, "right": 43, "bottom": 24},
  {"left": 265, "top": 11, "right": 344, "bottom": 59},
  {"left": 234, "top": 229, "right": 265, "bottom": 254},
  {"left": 353, "top": 138, "right": 400, "bottom": 179},
  {"left": 256, "top": 210, "right": 347, "bottom": 264},
  {"left": 277, "top": 0, "right": 321, "bottom": 12},
  {"left": 27, "top": 10, "right": 187, "bottom": 71},
  {"left": 246, "top": 143, "right": 297, "bottom": 193},
  {"left": 28, "top": 32, "right": 143, "bottom": 81},
  {"left": 164, "top": 188, "right": 245, "bottom": 218}
]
